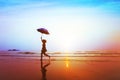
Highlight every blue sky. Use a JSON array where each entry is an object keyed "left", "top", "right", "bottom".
[{"left": 0, "top": 0, "right": 120, "bottom": 52}]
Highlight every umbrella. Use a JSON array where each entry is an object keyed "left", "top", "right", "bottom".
[{"left": 37, "top": 28, "right": 49, "bottom": 35}]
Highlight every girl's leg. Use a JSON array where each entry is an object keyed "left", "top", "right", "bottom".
[
  {"left": 44, "top": 52, "right": 50, "bottom": 59},
  {"left": 44, "top": 53, "right": 50, "bottom": 57}
]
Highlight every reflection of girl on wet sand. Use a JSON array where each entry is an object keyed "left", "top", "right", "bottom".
[
  {"left": 41, "top": 37, "right": 50, "bottom": 59},
  {"left": 41, "top": 59, "right": 50, "bottom": 80}
]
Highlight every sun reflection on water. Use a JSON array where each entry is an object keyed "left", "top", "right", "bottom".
[
  {"left": 65, "top": 55, "right": 69, "bottom": 68},
  {"left": 66, "top": 61, "right": 69, "bottom": 68}
]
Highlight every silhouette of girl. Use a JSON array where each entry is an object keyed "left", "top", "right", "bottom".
[{"left": 41, "top": 37, "right": 50, "bottom": 59}]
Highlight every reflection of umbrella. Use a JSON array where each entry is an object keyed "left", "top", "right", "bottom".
[{"left": 37, "top": 28, "right": 49, "bottom": 35}]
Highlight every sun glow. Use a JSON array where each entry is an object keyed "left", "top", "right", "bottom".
[{"left": 52, "top": 27, "right": 80, "bottom": 52}]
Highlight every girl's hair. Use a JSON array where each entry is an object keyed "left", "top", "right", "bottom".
[{"left": 42, "top": 39, "right": 46, "bottom": 43}]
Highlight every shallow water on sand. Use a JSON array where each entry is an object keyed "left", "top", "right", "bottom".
[{"left": 0, "top": 52, "right": 120, "bottom": 80}]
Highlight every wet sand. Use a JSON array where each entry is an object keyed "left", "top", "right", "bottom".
[{"left": 0, "top": 51, "right": 120, "bottom": 80}]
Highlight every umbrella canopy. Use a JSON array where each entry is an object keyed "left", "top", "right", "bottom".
[{"left": 37, "top": 28, "right": 49, "bottom": 35}]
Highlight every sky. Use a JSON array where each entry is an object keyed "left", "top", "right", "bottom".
[{"left": 0, "top": 0, "right": 120, "bottom": 52}]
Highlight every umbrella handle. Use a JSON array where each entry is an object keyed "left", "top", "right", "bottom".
[{"left": 41, "top": 34, "right": 43, "bottom": 40}]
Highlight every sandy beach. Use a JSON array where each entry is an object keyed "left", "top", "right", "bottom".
[{"left": 0, "top": 51, "right": 120, "bottom": 80}]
